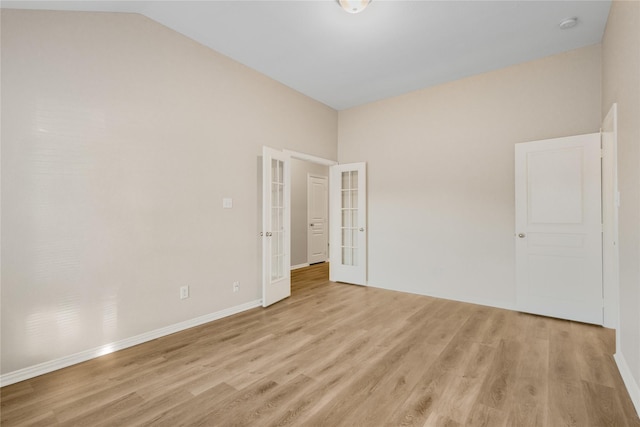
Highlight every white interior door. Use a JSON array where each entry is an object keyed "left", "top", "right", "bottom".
[
  {"left": 307, "top": 175, "right": 328, "bottom": 265},
  {"left": 330, "top": 163, "right": 367, "bottom": 285},
  {"left": 262, "top": 147, "right": 291, "bottom": 307},
  {"left": 515, "top": 133, "right": 603, "bottom": 325}
]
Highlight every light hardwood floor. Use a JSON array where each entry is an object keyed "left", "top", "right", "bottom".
[{"left": 2, "top": 262, "right": 639, "bottom": 426}]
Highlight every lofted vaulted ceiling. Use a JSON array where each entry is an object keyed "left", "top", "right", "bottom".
[{"left": 1, "top": 1, "right": 611, "bottom": 110}]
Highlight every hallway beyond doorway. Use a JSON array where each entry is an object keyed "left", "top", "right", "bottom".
[{"left": 292, "top": 262, "right": 329, "bottom": 292}]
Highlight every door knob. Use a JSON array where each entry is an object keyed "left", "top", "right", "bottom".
[
  {"left": 518, "top": 233, "right": 526, "bottom": 238},
  {"left": 359, "top": 228, "right": 365, "bottom": 232}
]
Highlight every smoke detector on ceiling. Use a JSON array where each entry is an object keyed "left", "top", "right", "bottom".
[{"left": 559, "top": 17, "right": 579, "bottom": 30}]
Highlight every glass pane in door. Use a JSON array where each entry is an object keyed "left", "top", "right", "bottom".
[
  {"left": 340, "top": 171, "right": 358, "bottom": 266},
  {"left": 271, "top": 158, "right": 285, "bottom": 281}
]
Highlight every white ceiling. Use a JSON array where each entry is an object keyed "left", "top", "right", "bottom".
[{"left": 2, "top": 0, "right": 612, "bottom": 110}]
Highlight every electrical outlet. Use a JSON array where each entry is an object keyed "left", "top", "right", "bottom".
[
  {"left": 180, "top": 285, "right": 189, "bottom": 300},
  {"left": 233, "top": 281, "right": 239, "bottom": 293}
]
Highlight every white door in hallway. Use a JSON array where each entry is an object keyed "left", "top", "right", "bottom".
[
  {"left": 307, "top": 175, "right": 328, "bottom": 265},
  {"left": 515, "top": 133, "right": 603, "bottom": 325},
  {"left": 330, "top": 163, "right": 367, "bottom": 285},
  {"left": 262, "top": 147, "right": 291, "bottom": 307}
]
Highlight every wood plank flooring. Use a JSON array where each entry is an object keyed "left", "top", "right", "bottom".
[{"left": 2, "top": 262, "right": 639, "bottom": 426}]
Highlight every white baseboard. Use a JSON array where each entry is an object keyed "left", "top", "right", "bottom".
[
  {"left": 0, "top": 299, "right": 262, "bottom": 387},
  {"left": 291, "top": 263, "right": 310, "bottom": 270},
  {"left": 365, "top": 281, "right": 516, "bottom": 312},
  {"left": 615, "top": 352, "right": 640, "bottom": 417}
]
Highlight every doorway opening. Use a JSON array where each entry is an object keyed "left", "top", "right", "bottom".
[
  {"left": 261, "top": 148, "right": 367, "bottom": 306},
  {"left": 290, "top": 157, "right": 330, "bottom": 288}
]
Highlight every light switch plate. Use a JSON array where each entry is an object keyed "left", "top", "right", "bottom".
[{"left": 223, "top": 198, "right": 233, "bottom": 209}]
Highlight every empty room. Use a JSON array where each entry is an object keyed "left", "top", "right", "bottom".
[{"left": 1, "top": 0, "right": 639, "bottom": 425}]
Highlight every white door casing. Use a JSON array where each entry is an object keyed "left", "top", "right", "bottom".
[
  {"left": 262, "top": 147, "right": 291, "bottom": 307},
  {"left": 307, "top": 174, "right": 328, "bottom": 265},
  {"left": 602, "top": 103, "right": 619, "bottom": 333},
  {"left": 330, "top": 162, "right": 367, "bottom": 285},
  {"left": 515, "top": 133, "right": 603, "bottom": 325}
]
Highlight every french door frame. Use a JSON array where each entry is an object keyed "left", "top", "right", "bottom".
[
  {"left": 284, "top": 151, "right": 338, "bottom": 279},
  {"left": 261, "top": 149, "right": 338, "bottom": 306}
]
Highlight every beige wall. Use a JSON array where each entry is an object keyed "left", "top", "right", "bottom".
[
  {"left": 3, "top": 7, "right": 635, "bottom": 405},
  {"left": 0, "top": 9, "right": 337, "bottom": 374},
  {"left": 338, "top": 44, "right": 602, "bottom": 309},
  {"left": 602, "top": 0, "right": 640, "bottom": 407},
  {"left": 291, "top": 159, "right": 329, "bottom": 267}
]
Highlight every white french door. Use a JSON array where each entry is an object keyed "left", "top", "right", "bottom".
[
  {"left": 330, "top": 163, "right": 367, "bottom": 285},
  {"left": 515, "top": 133, "right": 603, "bottom": 325},
  {"left": 262, "top": 147, "right": 291, "bottom": 307}
]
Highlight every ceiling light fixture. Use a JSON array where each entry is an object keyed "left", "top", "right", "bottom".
[
  {"left": 338, "top": 0, "right": 371, "bottom": 14},
  {"left": 559, "top": 17, "right": 578, "bottom": 30}
]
